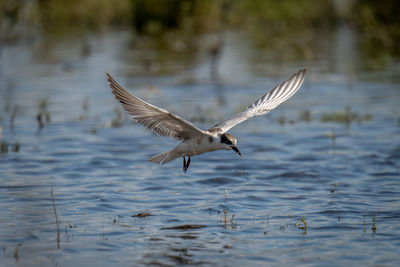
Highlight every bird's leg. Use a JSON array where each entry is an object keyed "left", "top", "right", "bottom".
[
  {"left": 183, "top": 157, "right": 187, "bottom": 173},
  {"left": 182, "top": 156, "right": 191, "bottom": 173}
]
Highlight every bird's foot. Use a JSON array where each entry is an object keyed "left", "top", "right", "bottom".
[{"left": 182, "top": 156, "right": 191, "bottom": 173}]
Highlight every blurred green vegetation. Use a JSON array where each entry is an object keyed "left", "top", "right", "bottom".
[
  {"left": 1, "top": 0, "right": 398, "bottom": 35},
  {"left": 352, "top": 0, "right": 400, "bottom": 69},
  {"left": 1, "top": 0, "right": 399, "bottom": 68},
  {"left": 1, "top": 0, "right": 132, "bottom": 35},
  {"left": 321, "top": 107, "right": 372, "bottom": 124}
]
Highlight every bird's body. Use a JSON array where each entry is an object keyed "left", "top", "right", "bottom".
[
  {"left": 148, "top": 134, "right": 229, "bottom": 165},
  {"left": 107, "top": 69, "right": 306, "bottom": 172}
]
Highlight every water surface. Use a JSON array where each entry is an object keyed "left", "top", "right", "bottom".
[{"left": 0, "top": 30, "right": 399, "bottom": 266}]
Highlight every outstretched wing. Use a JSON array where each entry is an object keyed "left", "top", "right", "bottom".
[
  {"left": 208, "top": 69, "right": 306, "bottom": 134},
  {"left": 107, "top": 73, "right": 206, "bottom": 140}
]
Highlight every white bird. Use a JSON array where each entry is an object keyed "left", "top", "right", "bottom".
[{"left": 107, "top": 69, "right": 306, "bottom": 173}]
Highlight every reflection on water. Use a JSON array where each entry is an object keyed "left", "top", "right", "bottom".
[{"left": 0, "top": 28, "right": 399, "bottom": 266}]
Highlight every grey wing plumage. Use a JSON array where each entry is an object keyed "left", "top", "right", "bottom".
[
  {"left": 208, "top": 69, "right": 306, "bottom": 134},
  {"left": 107, "top": 73, "right": 206, "bottom": 140}
]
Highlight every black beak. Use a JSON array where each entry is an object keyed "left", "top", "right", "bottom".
[{"left": 232, "top": 146, "right": 242, "bottom": 156}]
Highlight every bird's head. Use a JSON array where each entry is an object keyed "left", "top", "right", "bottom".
[{"left": 220, "top": 133, "right": 241, "bottom": 156}]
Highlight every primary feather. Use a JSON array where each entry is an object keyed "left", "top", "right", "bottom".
[
  {"left": 107, "top": 73, "right": 206, "bottom": 140},
  {"left": 208, "top": 69, "right": 306, "bottom": 134}
]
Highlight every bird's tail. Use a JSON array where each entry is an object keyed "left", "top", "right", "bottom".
[{"left": 148, "top": 150, "right": 179, "bottom": 165}]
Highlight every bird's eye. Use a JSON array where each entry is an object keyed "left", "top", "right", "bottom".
[{"left": 221, "top": 134, "right": 230, "bottom": 145}]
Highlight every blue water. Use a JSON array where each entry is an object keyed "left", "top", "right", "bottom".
[{"left": 0, "top": 30, "right": 399, "bottom": 266}]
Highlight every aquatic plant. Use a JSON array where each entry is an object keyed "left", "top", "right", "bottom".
[
  {"left": 161, "top": 224, "right": 206, "bottom": 230},
  {"left": 295, "top": 216, "right": 307, "bottom": 234},
  {"left": 9, "top": 105, "right": 18, "bottom": 129},
  {"left": 352, "top": 0, "right": 400, "bottom": 69},
  {"left": 372, "top": 213, "right": 377, "bottom": 233},
  {"left": 132, "top": 211, "right": 152, "bottom": 218},
  {"left": 51, "top": 186, "right": 61, "bottom": 249},
  {"left": 222, "top": 189, "right": 236, "bottom": 229},
  {"left": 329, "top": 182, "right": 339, "bottom": 193},
  {"left": 2, "top": 0, "right": 399, "bottom": 70},
  {"left": 89, "top": 128, "right": 97, "bottom": 135},
  {"left": 37, "top": 98, "right": 51, "bottom": 130},
  {"left": 0, "top": 141, "right": 8, "bottom": 153},
  {"left": 79, "top": 97, "right": 90, "bottom": 121},
  {"left": 364, "top": 215, "right": 366, "bottom": 233},
  {"left": 0, "top": 141, "right": 20, "bottom": 154},
  {"left": 321, "top": 107, "right": 372, "bottom": 124},
  {"left": 13, "top": 243, "right": 21, "bottom": 262},
  {"left": 108, "top": 107, "right": 124, "bottom": 128},
  {"left": 223, "top": 209, "right": 236, "bottom": 229},
  {"left": 299, "top": 110, "right": 311, "bottom": 122},
  {"left": 13, "top": 142, "right": 19, "bottom": 152},
  {"left": 325, "top": 132, "right": 336, "bottom": 147}
]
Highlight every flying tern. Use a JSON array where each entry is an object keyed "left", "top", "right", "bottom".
[{"left": 107, "top": 69, "right": 306, "bottom": 173}]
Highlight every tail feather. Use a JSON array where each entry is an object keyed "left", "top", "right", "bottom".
[{"left": 148, "top": 151, "right": 178, "bottom": 165}]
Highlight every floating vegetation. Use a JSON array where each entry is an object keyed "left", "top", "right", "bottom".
[
  {"left": 276, "top": 115, "right": 295, "bottom": 125},
  {"left": 132, "top": 211, "right": 152, "bottom": 218},
  {"left": 161, "top": 224, "right": 206, "bottom": 230},
  {"left": 223, "top": 210, "right": 236, "bottom": 229},
  {"left": 13, "top": 243, "right": 21, "bottom": 262},
  {"left": 329, "top": 182, "right": 339, "bottom": 193},
  {"left": 278, "top": 115, "right": 286, "bottom": 125},
  {"left": 321, "top": 107, "right": 372, "bottom": 124},
  {"left": 89, "top": 127, "right": 97, "bottom": 134},
  {"left": 108, "top": 107, "right": 124, "bottom": 128},
  {"left": 222, "top": 189, "right": 236, "bottom": 229},
  {"left": 295, "top": 217, "right": 307, "bottom": 234},
  {"left": 51, "top": 186, "right": 61, "bottom": 249},
  {"left": 325, "top": 132, "right": 336, "bottom": 147},
  {"left": 37, "top": 98, "right": 51, "bottom": 130},
  {"left": 364, "top": 214, "right": 377, "bottom": 233},
  {"left": 298, "top": 110, "right": 311, "bottom": 122},
  {"left": 372, "top": 213, "right": 377, "bottom": 233},
  {"left": 364, "top": 215, "right": 366, "bottom": 233},
  {"left": 9, "top": 105, "right": 18, "bottom": 129},
  {"left": 78, "top": 97, "right": 90, "bottom": 121},
  {"left": 0, "top": 141, "right": 20, "bottom": 154},
  {"left": 36, "top": 114, "right": 44, "bottom": 130},
  {"left": 1, "top": 142, "right": 20, "bottom": 154},
  {"left": 112, "top": 215, "right": 126, "bottom": 223},
  {"left": 13, "top": 142, "right": 20, "bottom": 152},
  {"left": 63, "top": 225, "right": 75, "bottom": 242},
  {"left": 277, "top": 108, "right": 373, "bottom": 126},
  {"left": 68, "top": 223, "right": 77, "bottom": 228},
  {"left": 1, "top": 141, "right": 8, "bottom": 153},
  {"left": 223, "top": 244, "right": 233, "bottom": 249}
]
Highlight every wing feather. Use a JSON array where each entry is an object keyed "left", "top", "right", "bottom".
[
  {"left": 107, "top": 73, "right": 206, "bottom": 140},
  {"left": 208, "top": 69, "right": 306, "bottom": 134}
]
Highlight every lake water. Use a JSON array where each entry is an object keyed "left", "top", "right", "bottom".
[{"left": 0, "top": 29, "right": 399, "bottom": 266}]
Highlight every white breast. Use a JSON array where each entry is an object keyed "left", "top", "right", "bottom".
[{"left": 175, "top": 136, "right": 228, "bottom": 157}]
